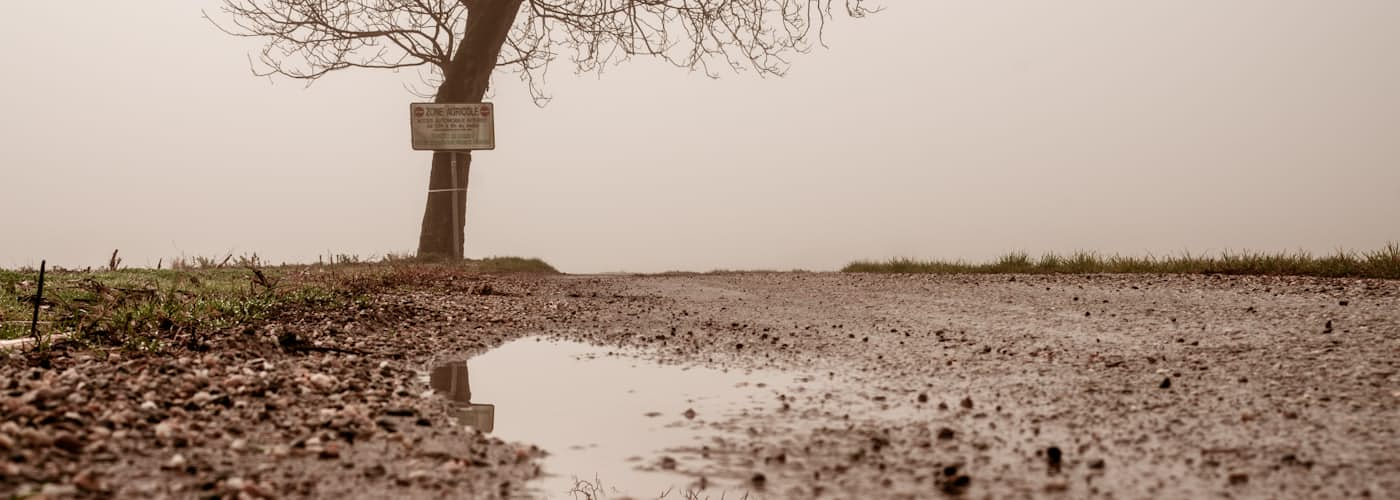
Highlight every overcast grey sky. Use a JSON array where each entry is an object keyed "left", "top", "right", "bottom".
[{"left": 2, "top": 1, "right": 1397, "bottom": 273}]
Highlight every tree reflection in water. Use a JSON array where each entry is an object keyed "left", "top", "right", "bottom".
[{"left": 429, "top": 361, "right": 495, "bottom": 432}]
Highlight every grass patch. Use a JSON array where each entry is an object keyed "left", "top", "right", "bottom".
[
  {"left": 0, "top": 266, "right": 346, "bottom": 347},
  {"left": 843, "top": 243, "right": 1400, "bottom": 280},
  {"left": 465, "top": 256, "right": 558, "bottom": 274},
  {"left": 0, "top": 254, "right": 557, "bottom": 348}
]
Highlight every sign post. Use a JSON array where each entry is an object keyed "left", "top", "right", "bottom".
[{"left": 410, "top": 103, "right": 496, "bottom": 258}]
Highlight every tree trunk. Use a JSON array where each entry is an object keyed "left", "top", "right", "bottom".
[{"left": 416, "top": 0, "right": 525, "bottom": 259}]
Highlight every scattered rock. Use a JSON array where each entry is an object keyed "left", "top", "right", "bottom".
[
  {"left": 165, "top": 453, "right": 187, "bottom": 469},
  {"left": 960, "top": 397, "right": 974, "bottom": 409},
  {"left": 52, "top": 434, "right": 85, "bottom": 455},
  {"left": 1046, "top": 446, "right": 1063, "bottom": 471},
  {"left": 940, "top": 472, "right": 972, "bottom": 495},
  {"left": 1160, "top": 377, "right": 1172, "bottom": 389},
  {"left": 1228, "top": 472, "right": 1249, "bottom": 485},
  {"left": 937, "top": 428, "right": 956, "bottom": 440},
  {"left": 309, "top": 373, "right": 336, "bottom": 391},
  {"left": 154, "top": 420, "right": 179, "bottom": 439},
  {"left": 72, "top": 469, "right": 103, "bottom": 492},
  {"left": 683, "top": 408, "right": 697, "bottom": 420},
  {"left": 659, "top": 456, "right": 678, "bottom": 470}
]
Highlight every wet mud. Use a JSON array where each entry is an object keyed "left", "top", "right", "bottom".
[{"left": 3, "top": 272, "right": 1398, "bottom": 498}]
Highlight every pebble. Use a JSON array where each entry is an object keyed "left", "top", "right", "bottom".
[
  {"left": 154, "top": 421, "right": 179, "bottom": 439},
  {"left": 165, "top": 454, "right": 187, "bottom": 469},
  {"left": 40, "top": 483, "right": 79, "bottom": 497},
  {"left": 310, "top": 373, "right": 336, "bottom": 391},
  {"left": 73, "top": 469, "right": 103, "bottom": 492}
]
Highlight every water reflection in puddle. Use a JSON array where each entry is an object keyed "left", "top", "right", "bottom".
[{"left": 427, "top": 337, "right": 795, "bottom": 498}]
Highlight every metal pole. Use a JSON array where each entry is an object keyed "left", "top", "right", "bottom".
[
  {"left": 451, "top": 152, "right": 462, "bottom": 260},
  {"left": 30, "top": 260, "right": 45, "bottom": 340}
]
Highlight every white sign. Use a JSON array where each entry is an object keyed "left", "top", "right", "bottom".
[{"left": 410, "top": 103, "right": 495, "bottom": 151}]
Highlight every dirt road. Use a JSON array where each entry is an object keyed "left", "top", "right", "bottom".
[{"left": 4, "top": 272, "right": 1398, "bottom": 498}]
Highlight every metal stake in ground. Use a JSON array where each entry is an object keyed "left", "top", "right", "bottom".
[
  {"left": 451, "top": 152, "right": 462, "bottom": 259},
  {"left": 30, "top": 260, "right": 45, "bottom": 342}
]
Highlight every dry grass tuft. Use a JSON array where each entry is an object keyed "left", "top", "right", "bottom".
[{"left": 844, "top": 243, "right": 1400, "bottom": 280}]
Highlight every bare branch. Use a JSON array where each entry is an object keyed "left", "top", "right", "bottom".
[{"left": 212, "top": 0, "right": 875, "bottom": 102}]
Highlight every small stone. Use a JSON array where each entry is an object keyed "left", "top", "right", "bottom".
[
  {"left": 310, "top": 373, "right": 336, "bottom": 391},
  {"left": 1323, "top": 320, "right": 1334, "bottom": 334},
  {"left": 73, "top": 469, "right": 103, "bottom": 492},
  {"left": 226, "top": 477, "right": 246, "bottom": 490},
  {"left": 52, "top": 434, "right": 85, "bottom": 454},
  {"left": 941, "top": 474, "right": 971, "bottom": 495},
  {"left": 230, "top": 439, "right": 247, "bottom": 451},
  {"left": 154, "top": 421, "right": 178, "bottom": 439},
  {"left": 242, "top": 481, "right": 273, "bottom": 499},
  {"left": 1338, "top": 300, "right": 1349, "bottom": 306},
  {"left": 1088, "top": 459, "right": 1106, "bottom": 469},
  {"left": 1228, "top": 472, "right": 1249, "bottom": 485},
  {"left": 750, "top": 472, "right": 766, "bottom": 487},
  {"left": 917, "top": 393, "right": 928, "bottom": 403},
  {"left": 659, "top": 456, "right": 678, "bottom": 470},
  {"left": 40, "top": 483, "right": 79, "bottom": 497},
  {"left": 165, "top": 453, "right": 187, "bottom": 469},
  {"left": 1160, "top": 377, "right": 1172, "bottom": 389},
  {"left": 682, "top": 408, "right": 697, "bottom": 420},
  {"left": 190, "top": 391, "right": 213, "bottom": 404},
  {"left": 937, "top": 428, "right": 955, "bottom": 440},
  {"left": 1046, "top": 446, "right": 1063, "bottom": 471},
  {"left": 960, "top": 397, "right": 974, "bottom": 409},
  {"left": 319, "top": 442, "right": 341, "bottom": 459}
]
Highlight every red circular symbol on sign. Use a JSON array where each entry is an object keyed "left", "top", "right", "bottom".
[
  {"left": 480, "top": 107, "right": 491, "bottom": 117},
  {"left": 413, "top": 107, "right": 425, "bottom": 118}
]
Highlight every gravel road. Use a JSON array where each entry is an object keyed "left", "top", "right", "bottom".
[{"left": 4, "top": 271, "right": 1397, "bottom": 499}]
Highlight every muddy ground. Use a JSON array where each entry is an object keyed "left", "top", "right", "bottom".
[{"left": 3, "top": 272, "right": 1398, "bottom": 499}]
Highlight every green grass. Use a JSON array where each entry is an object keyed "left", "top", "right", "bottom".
[
  {"left": 0, "top": 254, "right": 558, "bottom": 347},
  {"left": 465, "top": 256, "right": 558, "bottom": 273},
  {"left": 842, "top": 243, "right": 1400, "bottom": 280},
  {"left": 0, "top": 266, "right": 343, "bottom": 346}
]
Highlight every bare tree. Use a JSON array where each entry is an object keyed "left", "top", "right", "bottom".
[{"left": 210, "top": 0, "right": 876, "bottom": 259}]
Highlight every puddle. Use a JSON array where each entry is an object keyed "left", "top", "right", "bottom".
[{"left": 426, "top": 337, "right": 798, "bottom": 498}]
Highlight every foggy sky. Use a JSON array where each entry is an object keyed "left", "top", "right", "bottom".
[{"left": 2, "top": 1, "right": 1397, "bottom": 273}]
